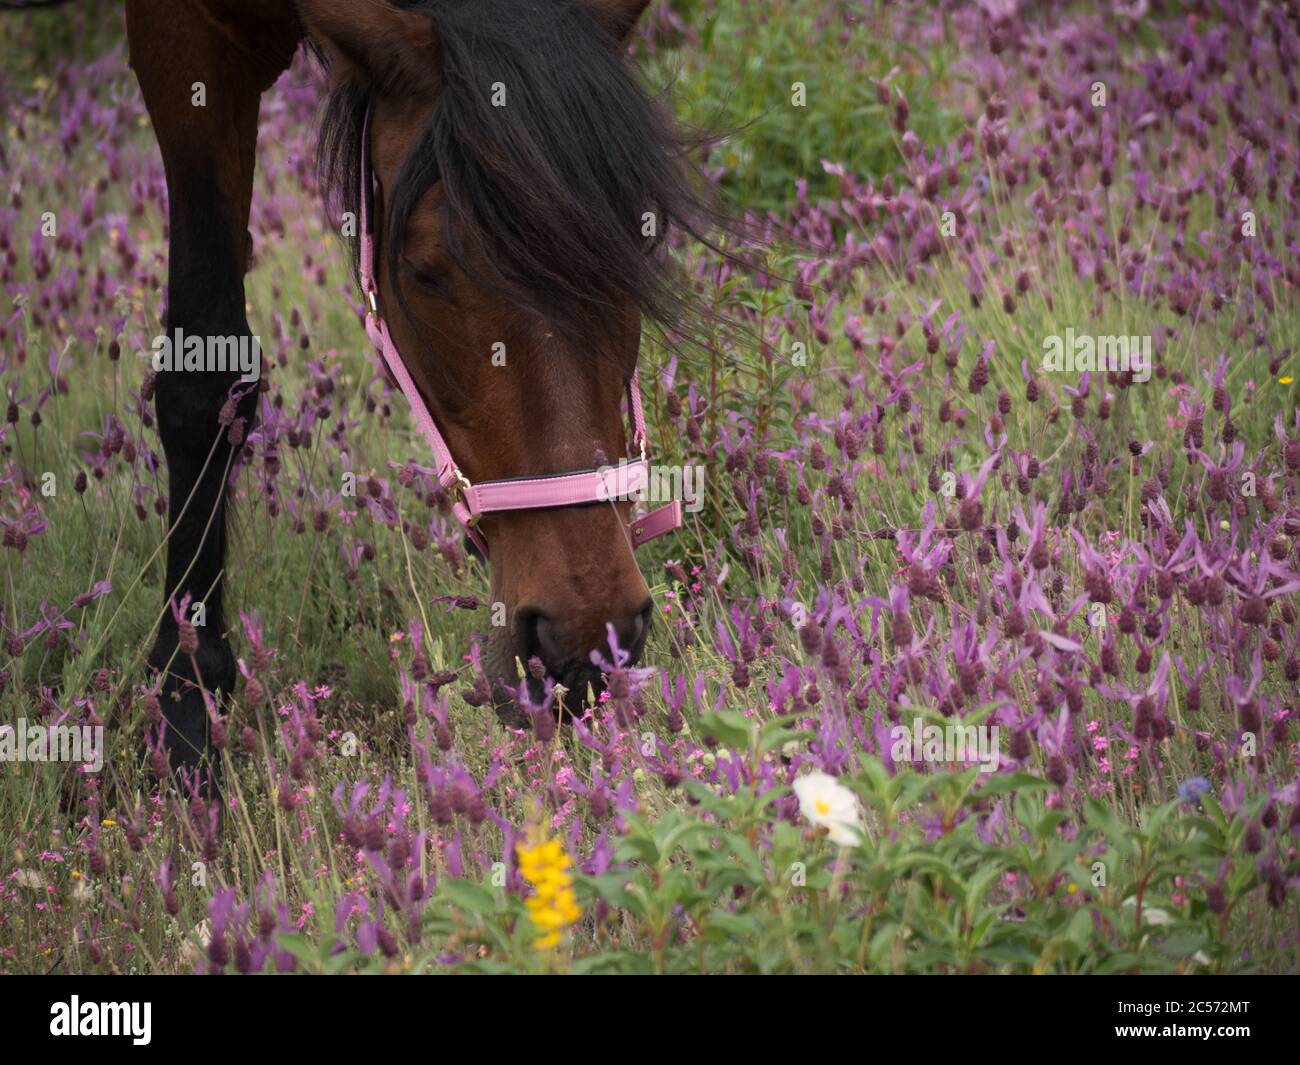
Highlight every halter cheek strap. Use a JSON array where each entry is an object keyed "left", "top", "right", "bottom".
[{"left": 357, "top": 109, "right": 682, "bottom": 559}]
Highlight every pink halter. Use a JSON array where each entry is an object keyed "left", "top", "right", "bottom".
[{"left": 358, "top": 110, "right": 682, "bottom": 559}]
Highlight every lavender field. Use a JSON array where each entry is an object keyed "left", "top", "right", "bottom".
[{"left": 1, "top": 0, "right": 1299, "bottom": 975}]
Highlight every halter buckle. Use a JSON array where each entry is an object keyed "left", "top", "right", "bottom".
[
  {"left": 450, "top": 469, "right": 478, "bottom": 527},
  {"left": 366, "top": 289, "right": 378, "bottom": 316}
]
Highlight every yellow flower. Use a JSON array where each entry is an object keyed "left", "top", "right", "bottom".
[
  {"left": 515, "top": 830, "right": 582, "bottom": 951},
  {"left": 1280, "top": 376, "right": 1294, "bottom": 385}
]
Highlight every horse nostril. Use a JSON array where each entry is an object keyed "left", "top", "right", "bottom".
[
  {"left": 513, "top": 605, "right": 564, "bottom": 674},
  {"left": 512, "top": 605, "right": 543, "bottom": 671},
  {"left": 515, "top": 598, "right": 654, "bottom": 679}
]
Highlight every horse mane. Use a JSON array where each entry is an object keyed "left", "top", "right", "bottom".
[{"left": 314, "top": 0, "right": 725, "bottom": 354}]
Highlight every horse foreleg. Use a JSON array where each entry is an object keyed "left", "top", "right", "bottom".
[{"left": 125, "top": 0, "right": 299, "bottom": 784}]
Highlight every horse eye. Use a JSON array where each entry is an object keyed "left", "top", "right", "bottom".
[{"left": 401, "top": 256, "right": 447, "bottom": 294}]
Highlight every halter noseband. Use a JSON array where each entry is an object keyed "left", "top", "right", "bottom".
[{"left": 357, "top": 110, "right": 682, "bottom": 559}]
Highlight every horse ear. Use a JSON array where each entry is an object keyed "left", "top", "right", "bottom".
[
  {"left": 587, "top": 0, "right": 652, "bottom": 42},
  {"left": 299, "top": 0, "right": 437, "bottom": 88}
]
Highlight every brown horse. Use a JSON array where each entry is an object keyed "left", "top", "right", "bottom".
[{"left": 117, "top": 0, "right": 714, "bottom": 778}]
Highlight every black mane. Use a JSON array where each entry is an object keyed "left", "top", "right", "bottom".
[{"left": 316, "top": 0, "right": 720, "bottom": 351}]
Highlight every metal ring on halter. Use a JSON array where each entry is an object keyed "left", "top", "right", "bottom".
[{"left": 450, "top": 469, "right": 478, "bottom": 526}]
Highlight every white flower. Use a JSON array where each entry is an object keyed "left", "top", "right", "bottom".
[
  {"left": 793, "top": 772, "right": 864, "bottom": 847},
  {"left": 1123, "top": 898, "right": 1173, "bottom": 926}
]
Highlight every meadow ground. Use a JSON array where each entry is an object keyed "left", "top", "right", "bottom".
[{"left": 1, "top": 0, "right": 1298, "bottom": 973}]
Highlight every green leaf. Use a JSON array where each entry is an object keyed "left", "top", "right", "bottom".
[
  {"left": 697, "top": 710, "right": 754, "bottom": 751},
  {"left": 323, "top": 949, "right": 362, "bottom": 975},
  {"left": 1084, "top": 798, "right": 1137, "bottom": 856},
  {"left": 1066, "top": 908, "right": 1094, "bottom": 950},
  {"left": 975, "top": 772, "right": 1051, "bottom": 797},
  {"left": 579, "top": 873, "right": 635, "bottom": 910},
  {"left": 572, "top": 951, "right": 656, "bottom": 975},
  {"left": 442, "top": 880, "right": 498, "bottom": 916},
  {"left": 1154, "top": 933, "right": 1208, "bottom": 959},
  {"left": 652, "top": 814, "right": 712, "bottom": 860},
  {"left": 1034, "top": 809, "right": 1069, "bottom": 840},
  {"left": 275, "top": 932, "right": 325, "bottom": 969}
]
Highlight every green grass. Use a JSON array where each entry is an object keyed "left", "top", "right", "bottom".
[{"left": 1, "top": 0, "right": 1297, "bottom": 973}]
